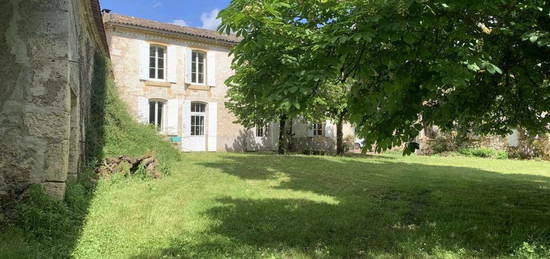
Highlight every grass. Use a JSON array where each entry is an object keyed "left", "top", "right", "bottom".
[
  {"left": 2, "top": 53, "right": 549, "bottom": 258},
  {"left": 49, "top": 153, "right": 550, "bottom": 258}
]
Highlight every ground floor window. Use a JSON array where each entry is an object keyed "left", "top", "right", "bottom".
[
  {"left": 191, "top": 115, "right": 205, "bottom": 136},
  {"left": 256, "top": 125, "right": 270, "bottom": 137},
  {"left": 312, "top": 123, "right": 324, "bottom": 136},
  {"left": 190, "top": 102, "right": 206, "bottom": 136},
  {"left": 149, "top": 100, "right": 164, "bottom": 130}
]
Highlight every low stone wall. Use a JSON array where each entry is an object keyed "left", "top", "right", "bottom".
[{"left": 0, "top": 0, "right": 108, "bottom": 201}]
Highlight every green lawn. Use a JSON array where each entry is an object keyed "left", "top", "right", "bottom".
[
  {"left": 4, "top": 153, "right": 550, "bottom": 258},
  {"left": 67, "top": 153, "right": 550, "bottom": 258}
]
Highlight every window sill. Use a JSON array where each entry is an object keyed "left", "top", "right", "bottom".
[
  {"left": 187, "top": 84, "right": 210, "bottom": 91},
  {"left": 144, "top": 80, "right": 173, "bottom": 87}
]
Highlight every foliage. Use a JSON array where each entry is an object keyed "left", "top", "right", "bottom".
[
  {"left": 219, "top": 0, "right": 550, "bottom": 154},
  {"left": 458, "top": 147, "right": 508, "bottom": 159},
  {"left": 512, "top": 242, "right": 550, "bottom": 259},
  {"left": 343, "top": 134, "right": 356, "bottom": 152},
  {"left": 508, "top": 130, "right": 550, "bottom": 160}
]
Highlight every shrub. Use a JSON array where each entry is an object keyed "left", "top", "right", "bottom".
[
  {"left": 343, "top": 135, "right": 355, "bottom": 152},
  {"left": 507, "top": 130, "right": 550, "bottom": 160},
  {"left": 458, "top": 148, "right": 508, "bottom": 159},
  {"left": 424, "top": 134, "right": 457, "bottom": 154}
]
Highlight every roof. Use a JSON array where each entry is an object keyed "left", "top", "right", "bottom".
[{"left": 103, "top": 13, "right": 241, "bottom": 45}]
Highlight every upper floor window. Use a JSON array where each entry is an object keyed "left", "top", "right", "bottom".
[
  {"left": 149, "top": 100, "right": 165, "bottom": 130},
  {"left": 312, "top": 123, "right": 324, "bottom": 136},
  {"left": 149, "top": 45, "right": 166, "bottom": 80},
  {"left": 191, "top": 50, "right": 205, "bottom": 84}
]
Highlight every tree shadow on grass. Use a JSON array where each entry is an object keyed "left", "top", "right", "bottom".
[{"left": 135, "top": 154, "right": 550, "bottom": 258}]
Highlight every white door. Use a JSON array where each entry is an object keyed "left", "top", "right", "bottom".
[{"left": 183, "top": 102, "right": 207, "bottom": 151}]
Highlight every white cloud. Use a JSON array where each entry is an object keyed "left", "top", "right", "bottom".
[
  {"left": 152, "top": 1, "right": 162, "bottom": 8},
  {"left": 172, "top": 19, "right": 188, "bottom": 27},
  {"left": 200, "top": 9, "right": 221, "bottom": 30}
]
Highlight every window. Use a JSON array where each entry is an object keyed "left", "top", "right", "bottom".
[
  {"left": 191, "top": 50, "right": 206, "bottom": 84},
  {"left": 191, "top": 102, "right": 206, "bottom": 113},
  {"left": 256, "top": 125, "right": 268, "bottom": 137},
  {"left": 191, "top": 115, "right": 205, "bottom": 136},
  {"left": 149, "top": 45, "right": 166, "bottom": 80},
  {"left": 312, "top": 123, "right": 324, "bottom": 136},
  {"left": 149, "top": 100, "right": 164, "bottom": 130},
  {"left": 190, "top": 102, "right": 206, "bottom": 136}
]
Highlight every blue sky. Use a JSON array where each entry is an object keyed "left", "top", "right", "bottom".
[{"left": 99, "top": 0, "right": 231, "bottom": 30}]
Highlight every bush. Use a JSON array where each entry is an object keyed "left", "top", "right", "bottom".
[
  {"left": 424, "top": 134, "right": 457, "bottom": 154},
  {"left": 458, "top": 148, "right": 508, "bottom": 159},
  {"left": 507, "top": 130, "right": 550, "bottom": 160}
]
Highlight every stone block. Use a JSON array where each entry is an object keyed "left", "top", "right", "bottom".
[
  {"left": 45, "top": 141, "right": 69, "bottom": 182},
  {"left": 23, "top": 110, "right": 70, "bottom": 140},
  {"left": 41, "top": 182, "right": 66, "bottom": 200}
]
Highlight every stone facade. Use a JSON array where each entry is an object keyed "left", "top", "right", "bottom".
[
  {"left": 104, "top": 14, "right": 356, "bottom": 153},
  {"left": 0, "top": 0, "right": 108, "bottom": 200}
]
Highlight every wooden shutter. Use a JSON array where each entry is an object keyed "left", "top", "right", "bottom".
[
  {"left": 207, "top": 102, "right": 217, "bottom": 151},
  {"left": 137, "top": 97, "right": 149, "bottom": 124},
  {"left": 307, "top": 122, "right": 314, "bottom": 137},
  {"left": 184, "top": 47, "right": 193, "bottom": 84},
  {"left": 139, "top": 41, "right": 149, "bottom": 80},
  {"left": 207, "top": 50, "right": 216, "bottom": 87},
  {"left": 167, "top": 45, "right": 177, "bottom": 83},
  {"left": 165, "top": 99, "right": 179, "bottom": 135},
  {"left": 324, "top": 120, "right": 335, "bottom": 138},
  {"left": 181, "top": 100, "right": 192, "bottom": 151}
]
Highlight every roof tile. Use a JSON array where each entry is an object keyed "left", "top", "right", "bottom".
[{"left": 103, "top": 13, "right": 240, "bottom": 44}]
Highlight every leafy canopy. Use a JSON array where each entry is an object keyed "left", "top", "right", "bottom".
[{"left": 220, "top": 0, "right": 550, "bottom": 152}]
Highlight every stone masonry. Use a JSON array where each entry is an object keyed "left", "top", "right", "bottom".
[{"left": 0, "top": 0, "right": 108, "bottom": 200}]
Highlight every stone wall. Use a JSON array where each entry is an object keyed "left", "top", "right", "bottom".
[{"left": 0, "top": 0, "right": 108, "bottom": 201}]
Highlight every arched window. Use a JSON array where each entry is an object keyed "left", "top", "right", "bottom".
[{"left": 191, "top": 50, "right": 206, "bottom": 84}]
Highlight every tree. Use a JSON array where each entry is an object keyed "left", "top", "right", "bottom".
[
  {"left": 220, "top": 0, "right": 550, "bottom": 154},
  {"left": 305, "top": 81, "right": 352, "bottom": 155}
]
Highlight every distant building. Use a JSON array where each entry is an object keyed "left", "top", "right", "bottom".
[{"left": 103, "top": 14, "right": 355, "bottom": 153}]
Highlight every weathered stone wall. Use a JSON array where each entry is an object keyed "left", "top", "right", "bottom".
[{"left": 0, "top": 0, "right": 108, "bottom": 201}]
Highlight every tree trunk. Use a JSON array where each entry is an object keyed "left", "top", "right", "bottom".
[
  {"left": 278, "top": 114, "right": 287, "bottom": 154},
  {"left": 336, "top": 116, "right": 345, "bottom": 156}
]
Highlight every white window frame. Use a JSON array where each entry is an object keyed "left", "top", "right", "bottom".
[
  {"left": 149, "top": 99, "right": 166, "bottom": 132},
  {"left": 312, "top": 123, "right": 324, "bottom": 136},
  {"left": 190, "top": 102, "right": 206, "bottom": 136},
  {"left": 191, "top": 50, "right": 206, "bottom": 85},
  {"left": 149, "top": 45, "right": 167, "bottom": 81}
]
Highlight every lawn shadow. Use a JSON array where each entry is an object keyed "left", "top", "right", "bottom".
[{"left": 136, "top": 154, "right": 550, "bottom": 258}]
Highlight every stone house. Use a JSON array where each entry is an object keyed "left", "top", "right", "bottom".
[
  {"left": 0, "top": 0, "right": 109, "bottom": 199},
  {"left": 103, "top": 14, "right": 355, "bottom": 153}
]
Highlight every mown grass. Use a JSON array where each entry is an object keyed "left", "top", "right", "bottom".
[{"left": 68, "top": 153, "right": 549, "bottom": 258}]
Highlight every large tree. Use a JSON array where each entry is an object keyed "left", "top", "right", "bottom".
[{"left": 220, "top": 0, "right": 549, "bottom": 154}]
